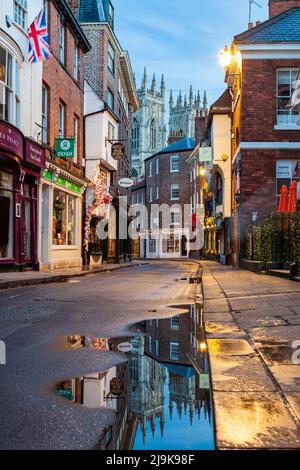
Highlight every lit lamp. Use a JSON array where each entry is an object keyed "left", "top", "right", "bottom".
[
  {"left": 200, "top": 166, "right": 206, "bottom": 176},
  {"left": 220, "top": 45, "right": 232, "bottom": 69},
  {"left": 199, "top": 341, "right": 207, "bottom": 352}
]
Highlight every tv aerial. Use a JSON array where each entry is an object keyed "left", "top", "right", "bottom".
[{"left": 248, "top": 0, "right": 262, "bottom": 23}]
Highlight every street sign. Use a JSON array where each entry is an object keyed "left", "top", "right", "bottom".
[
  {"left": 55, "top": 138, "right": 75, "bottom": 158},
  {"left": 118, "top": 178, "right": 134, "bottom": 188},
  {"left": 117, "top": 342, "right": 133, "bottom": 353},
  {"left": 112, "top": 142, "right": 125, "bottom": 160},
  {"left": 110, "top": 378, "right": 124, "bottom": 396},
  {"left": 199, "top": 147, "right": 212, "bottom": 163},
  {"left": 199, "top": 374, "right": 210, "bottom": 390}
]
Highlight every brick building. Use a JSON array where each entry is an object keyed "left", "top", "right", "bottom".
[
  {"left": 138, "top": 137, "right": 195, "bottom": 259},
  {"left": 224, "top": 1, "right": 300, "bottom": 267},
  {"left": 77, "top": 0, "right": 139, "bottom": 262},
  {"left": 39, "top": 0, "right": 91, "bottom": 270}
]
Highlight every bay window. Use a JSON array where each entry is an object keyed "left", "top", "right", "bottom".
[{"left": 0, "top": 45, "right": 20, "bottom": 127}]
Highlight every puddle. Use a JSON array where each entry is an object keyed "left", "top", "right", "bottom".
[{"left": 55, "top": 305, "right": 215, "bottom": 450}]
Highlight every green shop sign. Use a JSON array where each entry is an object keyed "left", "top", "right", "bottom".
[
  {"left": 56, "top": 176, "right": 81, "bottom": 194},
  {"left": 43, "top": 170, "right": 81, "bottom": 194},
  {"left": 55, "top": 138, "right": 75, "bottom": 158}
]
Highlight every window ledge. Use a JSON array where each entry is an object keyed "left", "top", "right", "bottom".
[
  {"left": 274, "top": 124, "right": 300, "bottom": 131},
  {"left": 52, "top": 246, "right": 79, "bottom": 250}
]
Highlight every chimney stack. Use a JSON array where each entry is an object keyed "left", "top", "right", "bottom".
[
  {"left": 269, "top": 1, "right": 300, "bottom": 18},
  {"left": 248, "top": 22, "right": 254, "bottom": 29}
]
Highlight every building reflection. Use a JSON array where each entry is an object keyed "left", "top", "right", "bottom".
[{"left": 56, "top": 303, "right": 213, "bottom": 450}]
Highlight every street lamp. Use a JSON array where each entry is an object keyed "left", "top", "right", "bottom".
[
  {"left": 219, "top": 45, "right": 232, "bottom": 69},
  {"left": 200, "top": 166, "right": 206, "bottom": 176}
]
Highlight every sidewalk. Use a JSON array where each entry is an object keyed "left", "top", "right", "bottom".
[
  {"left": 202, "top": 261, "right": 300, "bottom": 449},
  {"left": 0, "top": 262, "right": 147, "bottom": 290}
]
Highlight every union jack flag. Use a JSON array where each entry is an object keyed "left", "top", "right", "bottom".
[{"left": 28, "top": 9, "right": 51, "bottom": 63}]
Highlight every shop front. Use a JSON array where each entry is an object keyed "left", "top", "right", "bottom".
[
  {"left": 39, "top": 162, "right": 85, "bottom": 270},
  {"left": 0, "top": 121, "right": 45, "bottom": 271}
]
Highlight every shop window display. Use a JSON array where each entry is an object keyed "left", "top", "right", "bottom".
[
  {"left": 53, "top": 189, "right": 76, "bottom": 246},
  {"left": 0, "top": 171, "right": 13, "bottom": 259}
]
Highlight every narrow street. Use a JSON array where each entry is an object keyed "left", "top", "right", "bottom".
[{"left": 0, "top": 261, "right": 201, "bottom": 450}]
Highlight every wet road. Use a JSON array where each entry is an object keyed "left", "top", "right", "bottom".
[{"left": 0, "top": 261, "right": 200, "bottom": 450}]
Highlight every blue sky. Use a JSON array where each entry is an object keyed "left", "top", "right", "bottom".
[{"left": 113, "top": 0, "right": 269, "bottom": 105}]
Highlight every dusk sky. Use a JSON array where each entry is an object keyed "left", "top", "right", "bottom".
[{"left": 113, "top": 0, "right": 269, "bottom": 105}]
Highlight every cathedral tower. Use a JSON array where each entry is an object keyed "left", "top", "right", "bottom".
[
  {"left": 132, "top": 68, "right": 166, "bottom": 178},
  {"left": 168, "top": 87, "right": 207, "bottom": 143}
]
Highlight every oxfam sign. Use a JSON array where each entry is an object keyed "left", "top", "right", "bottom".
[{"left": 55, "top": 138, "right": 75, "bottom": 158}]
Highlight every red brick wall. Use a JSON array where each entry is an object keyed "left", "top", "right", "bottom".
[
  {"left": 240, "top": 148, "right": 300, "bottom": 226},
  {"left": 241, "top": 59, "right": 300, "bottom": 142},
  {"left": 43, "top": 0, "right": 85, "bottom": 173},
  {"left": 269, "top": 0, "right": 300, "bottom": 17}
]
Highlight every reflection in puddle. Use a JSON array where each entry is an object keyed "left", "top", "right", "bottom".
[{"left": 55, "top": 304, "right": 215, "bottom": 450}]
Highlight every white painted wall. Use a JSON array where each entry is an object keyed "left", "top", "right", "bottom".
[
  {"left": 0, "top": 1, "right": 43, "bottom": 141},
  {"left": 211, "top": 114, "right": 232, "bottom": 218},
  {"left": 84, "top": 80, "right": 118, "bottom": 180}
]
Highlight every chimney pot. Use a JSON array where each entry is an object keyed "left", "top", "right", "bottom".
[
  {"left": 256, "top": 21, "right": 261, "bottom": 26},
  {"left": 248, "top": 22, "right": 254, "bottom": 29}
]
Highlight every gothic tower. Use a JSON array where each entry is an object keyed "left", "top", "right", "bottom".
[
  {"left": 132, "top": 68, "right": 167, "bottom": 178},
  {"left": 168, "top": 86, "right": 207, "bottom": 143}
]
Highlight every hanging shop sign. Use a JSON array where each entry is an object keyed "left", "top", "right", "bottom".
[
  {"left": 110, "top": 378, "right": 124, "bottom": 396},
  {"left": 0, "top": 122, "right": 23, "bottom": 159},
  {"left": 111, "top": 142, "right": 125, "bottom": 161},
  {"left": 117, "top": 342, "right": 133, "bottom": 353},
  {"left": 199, "top": 147, "right": 212, "bottom": 163},
  {"left": 25, "top": 138, "right": 45, "bottom": 168},
  {"left": 118, "top": 177, "right": 134, "bottom": 188},
  {"left": 55, "top": 138, "right": 75, "bottom": 158}
]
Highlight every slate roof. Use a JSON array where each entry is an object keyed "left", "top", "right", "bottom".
[
  {"left": 78, "top": 0, "right": 106, "bottom": 23},
  {"left": 210, "top": 89, "right": 232, "bottom": 113},
  {"left": 158, "top": 137, "right": 196, "bottom": 155},
  {"left": 235, "top": 8, "right": 300, "bottom": 43}
]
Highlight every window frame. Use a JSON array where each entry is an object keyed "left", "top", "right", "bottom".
[
  {"left": 170, "top": 184, "right": 180, "bottom": 200},
  {"left": 58, "top": 101, "right": 66, "bottom": 138},
  {"left": 170, "top": 154, "right": 180, "bottom": 173},
  {"left": 14, "top": 0, "right": 27, "bottom": 30},
  {"left": 155, "top": 158, "right": 159, "bottom": 174},
  {"left": 276, "top": 68, "right": 298, "bottom": 126},
  {"left": 59, "top": 22, "right": 66, "bottom": 65},
  {"left": 107, "top": 88, "right": 114, "bottom": 111},
  {"left": 0, "top": 46, "right": 19, "bottom": 126},
  {"left": 107, "top": 41, "right": 115, "bottom": 76},
  {"left": 169, "top": 342, "right": 180, "bottom": 361},
  {"left": 42, "top": 84, "right": 49, "bottom": 145},
  {"left": 74, "top": 43, "right": 79, "bottom": 81},
  {"left": 149, "top": 161, "right": 153, "bottom": 177}
]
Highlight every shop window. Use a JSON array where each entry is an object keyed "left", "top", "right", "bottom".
[
  {"left": 0, "top": 172, "right": 13, "bottom": 259},
  {"left": 23, "top": 184, "right": 31, "bottom": 258},
  {"left": 162, "top": 234, "right": 180, "bottom": 254},
  {"left": 170, "top": 342, "right": 180, "bottom": 361},
  {"left": 14, "top": 0, "right": 27, "bottom": 29},
  {"left": 148, "top": 238, "right": 156, "bottom": 253},
  {"left": 277, "top": 69, "right": 298, "bottom": 125},
  {"left": 52, "top": 189, "right": 77, "bottom": 246}
]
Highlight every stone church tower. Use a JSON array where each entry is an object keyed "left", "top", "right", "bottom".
[
  {"left": 169, "top": 87, "right": 207, "bottom": 142},
  {"left": 132, "top": 68, "right": 167, "bottom": 177}
]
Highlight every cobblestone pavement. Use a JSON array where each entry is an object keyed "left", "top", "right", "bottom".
[{"left": 202, "top": 261, "right": 300, "bottom": 449}]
